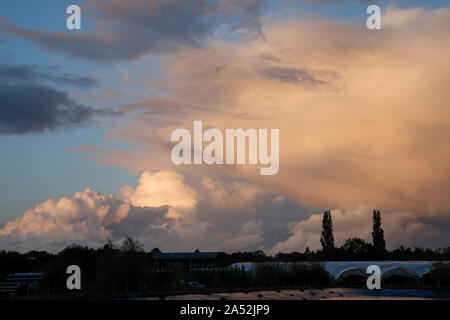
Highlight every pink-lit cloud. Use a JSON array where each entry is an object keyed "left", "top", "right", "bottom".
[{"left": 2, "top": 6, "right": 450, "bottom": 252}]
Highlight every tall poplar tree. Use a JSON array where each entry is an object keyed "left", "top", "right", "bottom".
[
  {"left": 372, "top": 209, "right": 386, "bottom": 256},
  {"left": 320, "top": 210, "right": 335, "bottom": 258}
]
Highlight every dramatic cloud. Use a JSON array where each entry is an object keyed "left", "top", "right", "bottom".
[
  {"left": 121, "top": 171, "right": 199, "bottom": 220},
  {"left": 0, "top": 171, "right": 314, "bottom": 253},
  {"left": 76, "top": 6, "right": 450, "bottom": 249},
  {"left": 1, "top": 4, "right": 449, "bottom": 252},
  {"left": 0, "top": 0, "right": 265, "bottom": 62},
  {"left": 0, "top": 63, "right": 117, "bottom": 135},
  {"left": 0, "top": 187, "right": 171, "bottom": 252},
  {"left": 4, "top": 170, "right": 446, "bottom": 254},
  {"left": 0, "top": 83, "right": 117, "bottom": 135}
]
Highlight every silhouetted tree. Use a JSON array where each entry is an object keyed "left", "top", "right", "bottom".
[
  {"left": 320, "top": 210, "right": 335, "bottom": 259},
  {"left": 341, "top": 237, "right": 373, "bottom": 260},
  {"left": 103, "top": 238, "right": 115, "bottom": 250},
  {"left": 372, "top": 209, "right": 386, "bottom": 258},
  {"left": 120, "top": 237, "right": 144, "bottom": 253}
]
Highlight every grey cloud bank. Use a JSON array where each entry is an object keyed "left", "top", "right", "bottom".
[
  {"left": 0, "top": 83, "right": 118, "bottom": 135},
  {"left": 0, "top": 0, "right": 265, "bottom": 62}
]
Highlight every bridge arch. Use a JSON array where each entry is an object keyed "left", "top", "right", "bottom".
[{"left": 381, "top": 267, "right": 420, "bottom": 286}]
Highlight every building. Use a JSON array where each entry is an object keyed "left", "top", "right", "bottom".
[
  {"left": 153, "top": 252, "right": 220, "bottom": 272},
  {"left": 0, "top": 272, "right": 44, "bottom": 298}
]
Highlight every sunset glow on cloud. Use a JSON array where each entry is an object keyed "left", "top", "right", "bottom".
[{"left": 0, "top": 1, "right": 449, "bottom": 253}]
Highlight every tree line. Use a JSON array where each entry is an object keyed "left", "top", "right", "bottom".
[{"left": 318, "top": 209, "right": 388, "bottom": 260}]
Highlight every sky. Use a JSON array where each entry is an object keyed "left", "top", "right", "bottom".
[{"left": 0, "top": 0, "right": 449, "bottom": 253}]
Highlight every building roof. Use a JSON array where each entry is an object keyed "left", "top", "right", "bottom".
[
  {"left": 9, "top": 273, "right": 44, "bottom": 277},
  {"left": 322, "top": 261, "right": 441, "bottom": 280},
  {"left": 5, "top": 272, "right": 45, "bottom": 281},
  {"left": 153, "top": 252, "right": 219, "bottom": 260}
]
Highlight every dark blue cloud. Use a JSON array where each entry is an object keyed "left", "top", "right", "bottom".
[
  {"left": 0, "top": 64, "right": 99, "bottom": 89},
  {"left": 0, "top": 83, "right": 118, "bottom": 135},
  {"left": 0, "top": 0, "right": 265, "bottom": 62},
  {"left": 262, "top": 66, "right": 340, "bottom": 88}
]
